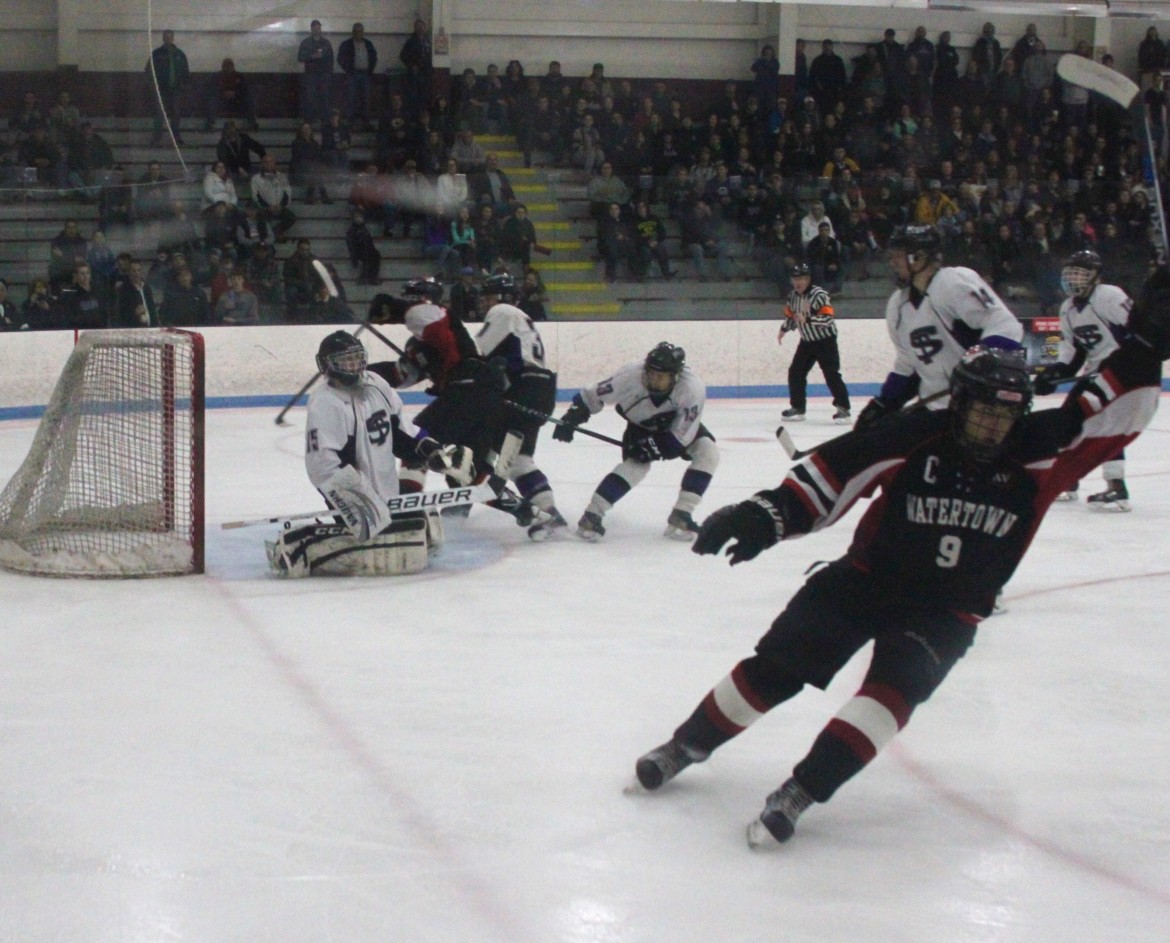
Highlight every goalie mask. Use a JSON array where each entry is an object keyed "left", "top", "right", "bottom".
[
  {"left": 316, "top": 330, "right": 367, "bottom": 387},
  {"left": 949, "top": 346, "right": 1032, "bottom": 463},
  {"left": 1060, "top": 249, "right": 1102, "bottom": 299},
  {"left": 643, "top": 341, "right": 685, "bottom": 394}
]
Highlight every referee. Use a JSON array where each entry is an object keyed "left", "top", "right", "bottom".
[{"left": 778, "top": 263, "right": 851, "bottom": 423}]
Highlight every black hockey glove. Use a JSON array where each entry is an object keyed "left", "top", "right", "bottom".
[
  {"left": 1031, "top": 367, "right": 1065, "bottom": 397},
  {"left": 692, "top": 497, "right": 784, "bottom": 565},
  {"left": 626, "top": 434, "right": 663, "bottom": 464},
  {"left": 552, "top": 401, "right": 590, "bottom": 443},
  {"left": 1129, "top": 266, "right": 1170, "bottom": 360},
  {"left": 418, "top": 438, "right": 476, "bottom": 484},
  {"left": 854, "top": 397, "right": 894, "bottom": 430}
]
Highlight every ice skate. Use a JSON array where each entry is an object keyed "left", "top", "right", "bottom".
[
  {"left": 1087, "top": 480, "right": 1130, "bottom": 512},
  {"left": 781, "top": 407, "right": 806, "bottom": 422},
  {"left": 528, "top": 509, "right": 568, "bottom": 541},
  {"left": 832, "top": 406, "right": 851, "bottom": 424},
  {"left": 746, "top": 778, "right": 815, "bottom": 849},
  {"left": 576, "top": 510, "right": 606, "bottom": 541},
  {"left": 664, "top": 509, "right": 701, "bottom": 541},
  {"left": 633, "top": 738, "right": 705, "bottom": 791},
  {"left": 1054, "top": 482, "right": 1079, "bottom": 502}
]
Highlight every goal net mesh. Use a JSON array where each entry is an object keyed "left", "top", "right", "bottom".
[{"left": 0, "top": 329, "right": 204, "bottom": 577}]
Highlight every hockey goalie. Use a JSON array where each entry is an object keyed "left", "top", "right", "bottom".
[{"left": 266, "top": 330, "right": 475, "bottom": 578}]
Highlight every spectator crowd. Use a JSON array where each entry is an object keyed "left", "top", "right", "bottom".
[{"left": 1, "top": 17, "right": 1166, "bottom": 330}]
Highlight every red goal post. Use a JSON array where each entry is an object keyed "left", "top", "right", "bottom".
[{"left": 0, "top": 328, "right": 205, "bottom": 577}]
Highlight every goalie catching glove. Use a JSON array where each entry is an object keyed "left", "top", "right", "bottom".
[
  {"left": 692, "top": 496, "right": 786, "bottom": 565},
  {"left": 552, "top": 399, "right": 591, "bottom": 443},
  {"left": 416, "top": 437, "right": 475, "bottom": 484}
]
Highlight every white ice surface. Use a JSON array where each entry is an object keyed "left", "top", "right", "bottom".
[{"left": 2, "top": 397, "right": 1169, "bottom": 943}]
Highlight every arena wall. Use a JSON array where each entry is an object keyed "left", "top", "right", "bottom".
[{"left": 0, "top": 320, "right": 896, "bottom": 415}]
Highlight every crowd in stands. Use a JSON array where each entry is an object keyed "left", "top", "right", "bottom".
[{"left": 1, "top": 17, "right": 1167, "bottom": 330}]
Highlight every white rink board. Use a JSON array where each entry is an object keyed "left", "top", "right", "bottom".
[{"left": 0, "top": 320, "right": 895, "bottom": 408}]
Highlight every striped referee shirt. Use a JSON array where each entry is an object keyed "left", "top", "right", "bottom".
[{"left": 782, "top": 285, "right": 838, "bottom": 342}]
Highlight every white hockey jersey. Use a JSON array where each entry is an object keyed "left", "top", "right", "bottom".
[
  {"left": 579, "top": 362, "right": 706, "bottom": 446},
  {"left": 883, "top": 266, "right": 1024, "bottom": 402},
  {"left": 475, "top": 302, "right": 549, "bottom": 372},
  {"left": 305, "top": 373, "right": 420, "bottom": 501},
  {"left": 1054, "top": 283, "right": 1132, "bottom": 373}
]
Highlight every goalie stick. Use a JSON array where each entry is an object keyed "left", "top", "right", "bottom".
[
  {"left": 225, "top": 431, "right": 522, "bottom": 531},
  {"left": 1056, "top": 54, "right": 1169, "bottom": 265},
  {"left": 221, "top": 482, "right": 497, "bottom": 530}
]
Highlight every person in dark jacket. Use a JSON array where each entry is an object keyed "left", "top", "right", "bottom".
[{"left": 337, "top": 23, "right": 378, "bottom": 130}]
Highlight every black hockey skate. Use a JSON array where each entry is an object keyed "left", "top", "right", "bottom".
[
  {"left": 832, "top": 406, "right": 851, "bottom": 424},
  {"left": 528, "top": 508, "right": 568, "bottom": 541},
  {"left": 746, "top": 778, "right": 815, "bottom": 849},
  {"left": 1087, "top": 480, "right": 1130, "bottom": 512},
  {"left": 781, "top": 407, "right": 806, "bottom": 422},
  {"left": 576, "top": 510, "right": 606, "bottom": 541},
  {"left": 664, "top": 509, "right": 701, "bottom": 541},
  {"left": 634, "top": 738, "right": 706, "bottom": 790}
]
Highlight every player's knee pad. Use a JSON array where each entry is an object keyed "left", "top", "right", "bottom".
[
  {"left": 685, "top": 436, "right": 720, "bottom": 476},
  {"left": 266, "top": 518, "right": 429, "bottom": 578},
  {"left": 614, "top": 459, "right": 652, "bottom": 488}
]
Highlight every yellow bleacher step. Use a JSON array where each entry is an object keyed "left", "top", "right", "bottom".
[
  {"left": 542, "top": 281, "right": 612, "bottom": 292},
  {"left": 512, "top": 184, "right": 549, "bottom": 194},
  {"left": 528, "top": 260, "right": 596, "bottom": 271},
  {"left": 552, "top": 303, "right": 624, "bottom": 315}
]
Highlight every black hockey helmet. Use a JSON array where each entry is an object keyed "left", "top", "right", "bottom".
[
  {"left": 949, "top": 346, "right": 1032, "bottom": 462},
  {"left": 888, "top": 224, "right": 943, "bottom": 264},
  {"left": 644, "top": 341, "right": 685, "bottom": 393},
  {"left": 402, "top": 277, "right": 444, "bottom": 303},
  {"left": 316, "top": 330, "right": 367, "bottom": 386},
  {"left": 480, "top": 273, "right": 517, "bottom": 300},
  {"left": 1060, "top": 249, "right": 1102, "bottom": 298},
  {"left": 789, "top": 262, "right": 811, "bottom": 279}
]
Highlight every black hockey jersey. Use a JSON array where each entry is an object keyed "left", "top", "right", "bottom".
[{"left": 757, "top": 343, "right": 1161, "bottom": 617}]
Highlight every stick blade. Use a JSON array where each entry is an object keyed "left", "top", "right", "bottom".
[
  {"left": 1056, "top": 54, "right": 1139, "bottom": 109},
  {"left": 312, "top": 258, "right": 340, "bottom": 298},
  {"left": 775, "top": 425, "right": 799, "bottom": 459}
]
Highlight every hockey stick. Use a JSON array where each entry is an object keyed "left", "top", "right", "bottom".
[
  {"left": 503, "top": 399, "right": 624, "bottom": 447},
  {"left": 1057, "top": 54, "right": 1169, "bottom": 265},
  {"left": 220, "top": 482, "right": 496, "bottom": 530},
  {"left": 776, "top": 389, "right": 951, "bottom": 460}
]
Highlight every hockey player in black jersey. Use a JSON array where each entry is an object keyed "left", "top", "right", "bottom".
[{"left": 632, "top": 270, "right": 1170, "bottom": 850}]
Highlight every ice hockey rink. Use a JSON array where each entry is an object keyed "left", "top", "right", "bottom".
[{"left": 2, "top": 395, "right": 1169, "bottom": 943}]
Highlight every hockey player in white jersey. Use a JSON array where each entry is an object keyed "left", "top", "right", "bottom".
[
  {"left": 1034, "top": 250, "right": 1135, "bottom": 509},
  {"left": 552, "top": 342, "right": 720, "bottom": 541},
  {"left": 475, "top": 274, "right": 568, "bottom": 539},
  {"left": 267, "top": 330, "right": 475, "bottom": 577},
  {"left": 855, "top": 224, "right": 1024, "bottom": 429}
]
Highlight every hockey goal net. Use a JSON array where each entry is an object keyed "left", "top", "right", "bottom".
[{"left": 0, "top": 329, "right": 205, "bottom": 577}]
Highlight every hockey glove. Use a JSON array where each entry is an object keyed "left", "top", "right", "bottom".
[
  {"left": 692, "top": 497, "right": 784, "bottom": 565},
  {"left": 1129, "top": 266, "right": 1170, "bottom": 360},
  {"left": 552, "top": 401, "right": 591, "bottom": 443},
  {"left": 626, "top": 434, "right": 663, "bottom": 464},
  {"left": 854, "top": 397, "right": 894, "bottom": 430},
  {"left": 1031, "top": 368, "right": 1064, "bottom": 397},
  {"left": 418, "top": 438, "right": 476, "bottom": 485}
]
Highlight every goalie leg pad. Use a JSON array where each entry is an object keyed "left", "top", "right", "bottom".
[{"left": 267, "top": 519, "right": 428, "bottom": 577}]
